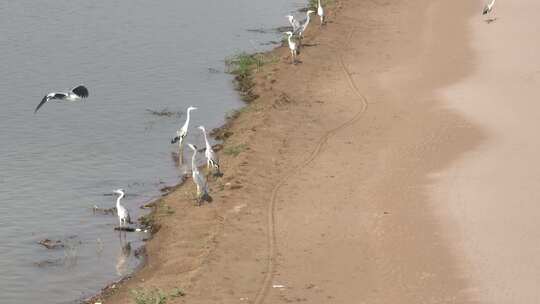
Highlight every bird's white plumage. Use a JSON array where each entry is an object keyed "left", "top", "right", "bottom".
[
  {"left": 198, "top": 126, "right": 220, "bottom": 174},
  {"left": 188, "top": 144, "right": 209, "bottom": 203},
  {"left": 284, "top": 31, "right": 298, "bottom": 64},
  {"left": 172, "top": 106, "right": 197, "bottom": 149},
  {"left": 483, "top": 0, "right": 496, "bottom": 15},
  {"left": 286, "top": 15, "right": 301, "bottom": 32},
  {"left": 113, "top": 189, "right": 130, "bottom": 227},
  {"left": 317, "top": 0, "right": 324, "bottom": 25},
  {"left": 35, "top": 84, "right": 89, "bottom": 113},
  {"left": 296, "top": 10, "right": 315, "bottom": 38}
]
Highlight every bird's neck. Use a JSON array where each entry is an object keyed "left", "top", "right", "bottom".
[
  {"left": 183, "top": 109, "right": 192, "bottom": 129},
  {"left": 116, "top": 194, "right": 124, "bottom": 208},
  {"left": 191, "top": 151, "right": 198, "bottom": 172},
  {"left": 304, "top": 15, "right": 311, "bottom": 28},
  {"left": 318, "top": 0, "right": 321, "bottom": 7},
  {"left": 202, "top": 130, "right": 211, "bottom": 148}
]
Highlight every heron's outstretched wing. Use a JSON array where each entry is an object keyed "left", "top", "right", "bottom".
[
  {"left": 34, "top": 93, "right": 68, "bottom": 113},
  {"left": 35, "top": 95, "right": 50, "bottom": 113},
  {"left": 71, "top": 85, "right": 89, "bottom": 98}
]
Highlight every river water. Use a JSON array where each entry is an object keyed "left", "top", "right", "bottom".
[{"left": 0, "top": 0, "right": 305, "bottom": 302}]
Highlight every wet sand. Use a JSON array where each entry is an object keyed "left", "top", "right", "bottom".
[{"left": 95, "top": 0, "right": 540, "bottom": 303}]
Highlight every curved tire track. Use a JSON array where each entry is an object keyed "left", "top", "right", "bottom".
[{"left": 253, "top": 27, "right": 368, "bottom": 304}]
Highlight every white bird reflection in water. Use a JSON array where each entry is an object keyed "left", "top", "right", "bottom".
[{"left": 115, "top": 241, "right": 132, "bottom": 276}]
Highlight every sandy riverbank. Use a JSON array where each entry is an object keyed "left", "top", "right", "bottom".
[{"left": 91, "top": 0, "right": 529, "bottom": 303}]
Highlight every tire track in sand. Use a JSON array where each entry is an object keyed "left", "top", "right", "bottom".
[{"left": 253, "top": 28, "right": 368, "bottom": 304}]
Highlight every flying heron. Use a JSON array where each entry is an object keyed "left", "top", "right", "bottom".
[{"left": 34, "top": 85, "right": 89, "bottom": 113}]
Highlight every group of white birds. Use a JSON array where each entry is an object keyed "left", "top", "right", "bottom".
[
  {"left": 33, "top": 2, "right": 327, "bottom": 229},
  {"left": 113, "top": 105, "right": 221, "bottom": 228},
  {"left": 34, "top": 89, "right": 220, "bottom": 227},
  {"left": 171, "top": 105, "right": 220, "bottom": 205},
  {"left": 284, "top": 0, "right": 325, "bottom": 64},
  {"left": 37, "top": 0, "right": 495, "bottom": 230}
]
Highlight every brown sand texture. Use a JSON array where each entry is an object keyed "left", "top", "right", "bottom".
[
  {"left": 97, "top": 0, "right": 540, "bottom": 303},
  {"left": 432, "top": 0, "right": 540, "bottom": 302}
]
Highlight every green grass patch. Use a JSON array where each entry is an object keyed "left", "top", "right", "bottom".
[
  {"left": 130, "top": 287, "right": 186, "bottom": 304},
  {"left": 225, "top": 52, "right": 276, "bottom": 77},
  {"left": 131, "top": 288, "right": 167, "bottom": 304}
]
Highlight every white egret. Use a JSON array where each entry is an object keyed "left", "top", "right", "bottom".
[
  {"left": 284, "top": 31, "right": 298, "bottom": 64},
  {"left": 188, "top": 144, "right": 210, "bottom": 204},
  {"left": 171, "top": 106, "right": 198, "bottom": 152},
  {"left": 286, "top": 15, "right": 301, "bottom": 32},
  {"left": 113, "top": 189, "right": 131, "bottom": 227},
  {"left": 198, "top": 126, "right": 221, "bottom": 176},
  {"left": 296, "top": 10, "right": 316, "bottom": 39},
  {"left": 317, "top": 0, "right": 325, "bottom": 25},
  {"left": 35, "top": 85, "right": 89, "bottom": 113},
  {"left": 483, "top": 0, "right": 496, "bottom": 15}
]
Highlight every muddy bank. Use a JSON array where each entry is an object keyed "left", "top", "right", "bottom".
[{"left": 93, "top": 0, "right": 487, "bottom": 303}]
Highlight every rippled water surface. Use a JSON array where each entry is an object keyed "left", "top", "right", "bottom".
[{"left": 0, "top": 0, "right": 305, "bottom": 302}]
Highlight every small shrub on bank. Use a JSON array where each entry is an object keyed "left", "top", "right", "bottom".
[
  {"left": 130, "top": 287, "right": 186, "bottom": 304},
  {"left": 131, "top": 288, "right": 167, "bottom": 304},
  {"left": 225, "top": 53, "right": 275, "bottom": 76}
]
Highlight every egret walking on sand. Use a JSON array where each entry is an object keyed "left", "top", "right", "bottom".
[
  {"left": 171, "top": 106, "right": 197, "bottom": 155},
  {"left": 296, "top": 10, "right": 316, "bottom": 39},
  {"left": 286, "top": 15, "right": 301, "bottom": 32},
  {"left": 198, "top": 126, "right": 221, "bottom": 176},
  {"left": 284, "top": 31, "right": 298, "bottom": 64},
  {"left": 317, "top": 0, "right": 325, "bottom": 25},
  {"left": 113, "top": 189, "right": 131, "bottom": 228},
  {"left": 34, "top": 85, "right": 89, "bottom": 113},
  {"left": 482, "top": 0, "right": 496, "bottom": 15},
  {"left": 188, "top": 144, "right": 211, "bottom": 205}
]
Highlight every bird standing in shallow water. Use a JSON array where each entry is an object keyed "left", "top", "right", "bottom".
[
  {"left": 35, "top": 85, "right": 89, "bottom": 113},
  {"left": 198, "top": 126, "right": 221, "bottom": 177},
  {"left": 318, "top": 0, "right": 325, "bottom": 25},
  {"left": 188, "top": 144, "right": 211, "bottom": 205},
  {"left": 171, "top": 106, "right": 197, "bottom": 161},
  {"left": 113, "top": 189, "right": 131, "bottom": 228},
  {"left": 284, "top": 31, "right": 298, "bottom": 64}
]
